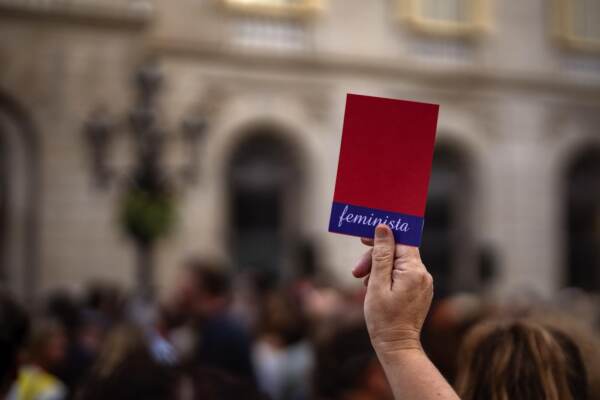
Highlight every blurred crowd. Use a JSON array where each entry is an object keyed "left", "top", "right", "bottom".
[{"left": 1, "top": 257, "right": 599, "bottom": 400}]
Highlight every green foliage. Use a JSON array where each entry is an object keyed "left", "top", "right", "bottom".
[{"left": 119, "top": 187, "right": 176, "bottom": 245}]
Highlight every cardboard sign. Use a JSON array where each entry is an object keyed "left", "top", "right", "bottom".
[{"left": 328, "top": 94, "right": 439, "bottom": 246}]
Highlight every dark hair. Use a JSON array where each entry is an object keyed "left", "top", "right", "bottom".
[
  {"left": 314, "top": 323, "right": 377, "bottom": 399},
  {"left": 259, "top": 290, "right": 308, "bottom": 346},
  {"left": 456, "top": 319, "right": 588, "bottom": 400},
  {"left": 45, "top": 290, "right": 82, "bottom": 337},
  {"left": 186, "top": 259, "right": 232, "bottom": 297},
  {"left": 84, "top": 282, "right": 126, "bottom": 322},
  {"left": 179, "top": 366, "right": 267, "bottom": 400},
  {"left": 0, "top": 290, "right": 30, "bottom": 394}
]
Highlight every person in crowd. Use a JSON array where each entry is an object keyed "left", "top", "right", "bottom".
[
  {"left": 9, "top": 319, "right": 68, "bottom": 400},
  {"left": 45, "top": 291, "right": 96, "bottom": 399},
  {"left": 179, "top": 366, "right": 268, "bottom": 400},
  {"left": 76, "top": 324, "right": 176, "bottom": 400},
  {"left": 455, "top": 319, "right": 588, "bottom": 400},
  {"left": 0, "top": 290, "right": 30, "bottom": 398},
  {"left": 79, "top": 322, "right": 267, "bottom": 400},
  {"left": 313, "top": 322, "right": 393, "bottom": 400},
  {"left": 421, "top": 293, "right": 487, "bottom": 382},
  {"left": 534, "top": 310, "right": 600, "bottom": 400},
  {"left": 160, "top": 258, "right": 255, "bottom": 382},
  {"left": 83, "top": 282, "right": 126, "bottom": 326},
  {"left": 352, "top": 224, "right": 590, "bottom": 400},
  {"left": 252, "top": 289, "right": 313, "bottom": 400}
]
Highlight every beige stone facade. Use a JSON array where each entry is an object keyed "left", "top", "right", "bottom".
[{"left": 1, "top": 0, "right": 599, "bottom": 302}]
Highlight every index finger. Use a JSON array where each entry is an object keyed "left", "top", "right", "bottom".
[
  {"left": 352, "top": 248, "right": 373, "bottom": 278},
  {"left": 361, "top": 237, "right": 374, "bottom": 246}
]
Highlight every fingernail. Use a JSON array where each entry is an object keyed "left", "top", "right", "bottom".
[{"left": 375, "top": 224, "right": 387, "bottom": 239}]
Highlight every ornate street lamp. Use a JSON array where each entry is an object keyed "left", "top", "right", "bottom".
[{"left": 84, "top": 61, "right": 206, "bottom": 301}]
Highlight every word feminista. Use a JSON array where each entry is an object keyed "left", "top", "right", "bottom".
[{"left": 337, "top": 205, "right": 411, "bottom": 232}]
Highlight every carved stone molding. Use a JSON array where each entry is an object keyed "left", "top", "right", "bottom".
[
  {"left": 151, "top": 38, "right": 600, "bottom": 102},
  {"left": 0, "top": 0, "right": 153, "bottom": 28}
]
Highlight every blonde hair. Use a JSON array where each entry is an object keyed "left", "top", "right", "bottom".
[
  {"left": 455, "top": 319, "right": 587, "bottom": 400},
  {"left": 92, "top": 324, "right": 146, "bottom": 378}
]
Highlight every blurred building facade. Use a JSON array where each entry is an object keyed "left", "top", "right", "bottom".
[{"left": 1, "top": 0, "right": 599, "bottom": 301}]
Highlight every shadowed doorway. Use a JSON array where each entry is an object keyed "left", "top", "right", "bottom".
[
  {"left": 226, "top": 129, "right": 303, "bottom": 285},
  {"left": 0, "top": 91, "right": 40, "bottom": 301},
  {"left": 420, "top": 142, "right": 475, "bottom": 297},
  {"left": 565, "top": 147, "right": 600, "bottom": 292}
]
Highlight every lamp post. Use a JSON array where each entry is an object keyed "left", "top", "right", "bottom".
[{"left": 84, "top": 61, "right": 206, "bottom": 301}]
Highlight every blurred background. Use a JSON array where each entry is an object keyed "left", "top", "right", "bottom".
[{"left": 0, "top": 0, "right": 599, "bottom": 399}]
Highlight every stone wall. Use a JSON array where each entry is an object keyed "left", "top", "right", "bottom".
[{"left": 1, "top": 0, "right": 599, "bottom": 300}]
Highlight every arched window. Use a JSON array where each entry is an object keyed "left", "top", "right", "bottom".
[
  {"left": 420, "top": 142, "right": 475, "bottom": 297},
  {"left": 565, "top": 147, "right": 600, "bottom": 292},
  {"left": 0, "top": 128, "right": 8, "bottom": 280},
  {"left": 226, "top": 129, "right": 303, "bottom": 284},
  {"left": 0, "top": 92, "right": 39, "bottom": 300}
]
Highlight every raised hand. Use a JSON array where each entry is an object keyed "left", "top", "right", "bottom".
[
  {"left": 353, "top": 224, "right": 433, "bottom": 355},
  {"left": 351, "top": 224, "right": 458, "bottom": 400}
]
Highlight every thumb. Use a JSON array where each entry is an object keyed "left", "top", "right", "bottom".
[{"left": 369, "top": 224, "right": 395, "bottom": 290}]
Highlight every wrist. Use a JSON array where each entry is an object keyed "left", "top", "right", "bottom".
[
  {"left": 370, "top": 328, "right": 423, "bottom": 361},
  {"left": 375, "top": 342, "right": 426, "bottom": 368}
]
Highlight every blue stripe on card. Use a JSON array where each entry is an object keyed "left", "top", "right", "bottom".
[{"left": 328, "top": 202, "right": 424, "bottom": 246}]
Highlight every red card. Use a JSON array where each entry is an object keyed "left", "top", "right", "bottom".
[{"left": 328, "top": 94, "right": 439, "bottom": 246}]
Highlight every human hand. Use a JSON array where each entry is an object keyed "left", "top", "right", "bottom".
[{"left": 353, "top": 224, "right": 433, "bottom": 358}]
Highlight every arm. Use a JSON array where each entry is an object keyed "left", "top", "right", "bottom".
[
  {"left": 353, "top": 224, "right": 460, "bottom": 400},
  {"left": 378, "top": 347, "right": 460, "bottom": 400}
]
